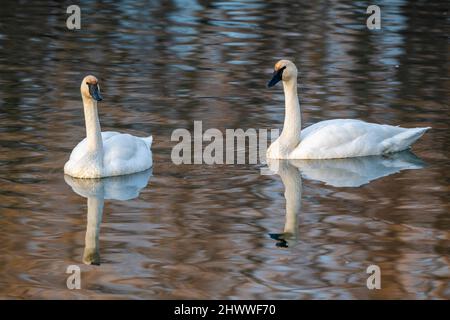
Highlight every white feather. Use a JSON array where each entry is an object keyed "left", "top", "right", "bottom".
[
  {"left": 266, "top": 60, "right": 430, "bottom": 160},
  {"left": 65, "top": 132, "right": 153, "bottom": 178},
  {"left": 292, "top": 119, "right": 429, "bottom": 159}
]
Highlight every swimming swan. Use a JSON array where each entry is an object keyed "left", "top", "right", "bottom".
[
  {"left": 64, "top": 75, "right": 153, "bottom": 178},
  {"left": 266, "top": 60, "right": 430, "bottom": 159}
]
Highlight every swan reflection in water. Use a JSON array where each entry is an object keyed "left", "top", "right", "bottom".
[
  {"left": 267, "top": 151, "right": 425, "bottom": 248},
  {"left": 64, "top": 169, "right": 152, "bottom": 265}
]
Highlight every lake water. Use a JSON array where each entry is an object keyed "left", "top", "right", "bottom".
[{"left": 0, "top": 0, "right": 448, "bottom": 299}]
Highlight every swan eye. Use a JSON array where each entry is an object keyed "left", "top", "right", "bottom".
[
  {"left": 278, "top": 66, "right": 287, "bottom": 78},
  {"left": 274, "top": 66, "right": 287, "bottom": 77}
]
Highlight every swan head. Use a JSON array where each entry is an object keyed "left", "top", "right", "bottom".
[
  {"left": 81, "top": 75, "right": 103, "bottom": 102},
  {"left": 267, "top": 60, "right": 297, "bottom": 87}
]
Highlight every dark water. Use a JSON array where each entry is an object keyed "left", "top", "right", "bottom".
[{"left": 0, "top": 0, "right": 449, "bottom": 299}]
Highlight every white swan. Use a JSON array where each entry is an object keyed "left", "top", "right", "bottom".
[
  {"left": 64, "top": 75, "right": 153, "bottom": 178},
  {"left": 65, "top": 169, "right": 152, "bottom": 265},
  {"left": 266, "top": 60, "right": 430, "bottom": 159}
]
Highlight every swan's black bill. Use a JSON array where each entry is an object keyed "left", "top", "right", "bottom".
[
  {"left": 88, "top": 83, "right": 103, "bottom": 101},
  {"left": 267, "top": 66, "right": 286, "bottom": 88}
]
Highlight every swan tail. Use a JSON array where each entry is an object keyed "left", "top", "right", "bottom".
[
  {"left": 142, "top": 135, "right": 153, "bottom": 149},
  {"left": 381, "top": 127, "right": 430, "bottom": 153}
]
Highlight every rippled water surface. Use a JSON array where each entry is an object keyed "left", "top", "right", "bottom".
[{"left": 0, "top": 0, "right": 449, "bottom": 299}]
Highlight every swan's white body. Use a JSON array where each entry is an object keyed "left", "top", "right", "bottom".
[
  {"left": 274, "top": 118, "right": 429, "bottom": 159},
  {"left": 65, "top": 131, "right": 153, "bottom": 178},
  {"left": 266, "top": 60, "right": 430, "bottom": 160},
  {"left": 64, "top": 75, "right": 153, "bottom": 178}
]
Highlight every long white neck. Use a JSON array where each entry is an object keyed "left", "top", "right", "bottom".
[
  {"left": 82, "top": 96, "right": 103, "bottom": 156},
  {"left": 280, "top": 78, "right": 302, "bottom": 149},
  {"left": 83, "top": 195, "right": 104, "bottom": 265}
]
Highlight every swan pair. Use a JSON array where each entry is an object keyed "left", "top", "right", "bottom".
[{"left": 64, "top": 61, "right": 429, "bottom": 178}]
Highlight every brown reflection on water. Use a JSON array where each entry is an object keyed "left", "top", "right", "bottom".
[{"left": 0, "top": 0, "right": 449, "bottom": 299}]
